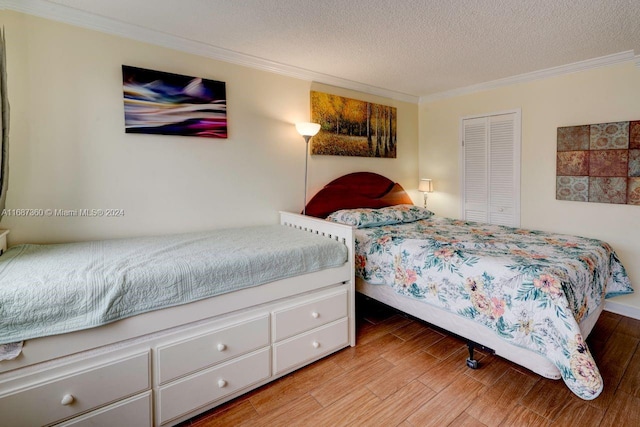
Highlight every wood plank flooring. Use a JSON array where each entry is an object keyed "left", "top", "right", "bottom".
[{"left": 180, "top": 295, "right": 640, "bottom": 426}]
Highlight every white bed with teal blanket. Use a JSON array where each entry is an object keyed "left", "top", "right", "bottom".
[
  {"left": 0, "top": 224, "right": 347, "bottom": 345},
  {"left": 0, "top": 213, "right": 354, "bottom": 427}
]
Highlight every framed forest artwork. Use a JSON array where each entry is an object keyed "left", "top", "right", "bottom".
[
  {"left": 310, "top": 91, "right": 396, "bottom": 157},
  {"left": 122, "top": 65, "right": 227, "bottom": 138}
]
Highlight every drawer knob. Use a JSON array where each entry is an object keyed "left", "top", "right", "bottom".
[
  {"left": 217, "top": 343, "right": 227, "bottom": 352},
  {"left": 61, "top": 394, "right": 75, "bottom": 406},
  {"left": 311, "top": 311, "right": 320, "bottom": 319},
  {"left": 312, "top": 341, "right": 320, "bottom": 349},
  {"left": 218, "top": 379, "right": 227, "bottom": 388}
]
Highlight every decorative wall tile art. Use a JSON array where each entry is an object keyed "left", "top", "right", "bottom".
[
  {"left": 557, "top": 151, "right": 589, "bottom": 176},
  {"left": 628, "top": 178, "right": 640, "bottom": 205},
  {"left": 557, "top": 125, "right": 590, "bottom": 151},
  {"left": 589, "top": 150, "right": 628, "bottom": 177},
  {"left": 629, "top": 150, "right": 640, "bottom": 176},
  {"left": 556, "top": 119, "right": 640, "bottom": 205},
  {"left": 630, "top": 121, "right": 640, "bottom": 148},
  {"left": 556, "top": 176, "right": 588, "bottom": 201},
  {"left": 122, "top": 65, "right": 227, "bottom": 138},
  {"left": 589, "top": 177, "right": 627, "bottom": 204},
  {"left": 590, "top": 122, "right": 629, "bottom": 149}
]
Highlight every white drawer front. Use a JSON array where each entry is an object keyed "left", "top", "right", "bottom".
[
  {"left": 157, "top": 347, "right": 270, "bottom": 425},
  {"left": 54, "top": 391, "right": 152, "bottom": 427},
  {"left": 157, "top": 315, "right": 269, "bottom": 384},
  {"left": 273, "top": 317, "right": 349, "bottom": 375},
  {"left": 0, "top": 351, "right": 150, "bottom": 427},
  {"left": 273, "top": 290, "right": 347, "bottom": 342}
]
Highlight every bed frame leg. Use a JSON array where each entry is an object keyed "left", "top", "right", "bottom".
[{"left": 466, "top": 342, "right": 479, "bottom": 369}]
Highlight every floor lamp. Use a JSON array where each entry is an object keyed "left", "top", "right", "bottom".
[{"left": 295, "top": 122, "right": 321, "bottom": 215}]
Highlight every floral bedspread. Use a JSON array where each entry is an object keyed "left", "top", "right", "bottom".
[{"left": 355, "top": 216, "right": 632, "bottom": 400}]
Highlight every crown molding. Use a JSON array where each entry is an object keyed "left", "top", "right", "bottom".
[
  {"left": 0, "top": 0, "right": 419, "bottom": 104},
  {"left": 421, "top": 50, "right": 636, "bottom": 103},
  {"left": 3, "top": 0, "right": 635, "bottom": 105}
]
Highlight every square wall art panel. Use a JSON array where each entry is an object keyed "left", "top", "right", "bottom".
[
  {"left": 557, "top": 120, "right": 640, "bottom": 205},
  {"left": 122, "top": 65, "right": 227, "bottom": 138},
  {"left": 310, "top": 91, "right": 396, "bottom": 158}
]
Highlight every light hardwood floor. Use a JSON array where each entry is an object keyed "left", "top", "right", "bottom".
[{"left": 180, "top": 295, "right": 640, "bottom": 426}]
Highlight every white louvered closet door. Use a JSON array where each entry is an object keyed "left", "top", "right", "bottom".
[
  {"left": 462, "top": 111, "right": 521, "bottom": 227},
  {"left": 462, "top": 117, "right": 488, "bottom": 223}
]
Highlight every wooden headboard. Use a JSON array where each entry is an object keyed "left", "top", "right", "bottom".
[{"left": 304, "top": 172, "right": 413, "bottom": 218}]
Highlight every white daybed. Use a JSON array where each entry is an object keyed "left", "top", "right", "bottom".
[{"left": 0, "top": 212, "right": 354, "bottom": 427}]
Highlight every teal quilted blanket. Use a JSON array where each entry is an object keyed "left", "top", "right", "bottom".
[{"left": 0, "top": 225, "right": 347, "bottom": 344}]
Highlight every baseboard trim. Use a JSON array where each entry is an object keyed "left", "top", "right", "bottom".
[{"left": 605, "top": 300, "right": 640, "bottom": 320}]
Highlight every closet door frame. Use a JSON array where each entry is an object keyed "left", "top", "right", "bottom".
[{"left": 459, "top": 108, "right": 521, "bottom": 227}]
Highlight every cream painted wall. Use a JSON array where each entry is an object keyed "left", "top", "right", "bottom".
[
  {"left": 0, "top": 11, "right": 418, "bottom": 244},
  {"left": 420, "top": 62, "right": 640, "bottom": 312}
]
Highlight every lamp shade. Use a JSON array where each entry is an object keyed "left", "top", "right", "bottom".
[
  {"left": 419, "top": 178, "right": 433, "bottom": 193},
  {"left": 295, "top": 122, "right": 321, "bottom": 137}
]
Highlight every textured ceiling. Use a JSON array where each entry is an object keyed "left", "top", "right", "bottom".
[{"left": 42, "top": 0, "right": 640, "bottom": 99}]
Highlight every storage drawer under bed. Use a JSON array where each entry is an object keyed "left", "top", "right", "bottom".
[
  {"left": 0, "top": 351, "right": 150, "bottom": 427},
  {"left": 156, "top": 347, "right": 271, "bottom": 425},
  {"left": 54, "top": 391, "right": 152, "bottom": 427},
  {"left": 272, "top": 289, "right": 347, "bottom": 341},
  {"left": 273, "top": 317, "right": 349, "bottom": 375},
  {"left": 156, "top": 314, "right": 269, "bottom": 385}
]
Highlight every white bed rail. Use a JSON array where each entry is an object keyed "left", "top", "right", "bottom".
[
  {"left": 279, "top": 212, "right": 356, "bottom": 346},
  {"left": 279, "top": 212, "right": 350, "bottom": 244}
]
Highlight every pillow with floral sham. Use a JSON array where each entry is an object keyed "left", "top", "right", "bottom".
[
  {"left": 325, "top": 207, "right": 402, "bottom": 228},
  {"left": 326, "top": 205, "right": 434, "bottom": 228},
  {"left": 383, "top": 204, "right": 434, "bottom": 223}
]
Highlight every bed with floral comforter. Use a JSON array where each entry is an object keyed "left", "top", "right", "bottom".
[{"left": 331, "top": 207, "right": 632, "bottom": 400}]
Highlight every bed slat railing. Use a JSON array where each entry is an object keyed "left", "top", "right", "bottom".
[
  {"left": 280, "top": 212, "right": 352, "bottom": 244},
  {"left": 279, "top": 211, "right": 356, "bottom": 346}
]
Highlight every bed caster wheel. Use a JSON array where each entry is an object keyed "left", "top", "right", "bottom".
[{"left": 466, "top": 358, "right": 479, "bottom": 369}]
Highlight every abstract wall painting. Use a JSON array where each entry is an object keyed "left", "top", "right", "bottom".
[
  {"left": 556, "top": 120, "right": 640, "bottom": 205},
  {"left": 122, "top": 66, "right": 227, "bottom": 138},
  {"left": 310, "top": 91, "right": 396, "bottom": 158}
]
